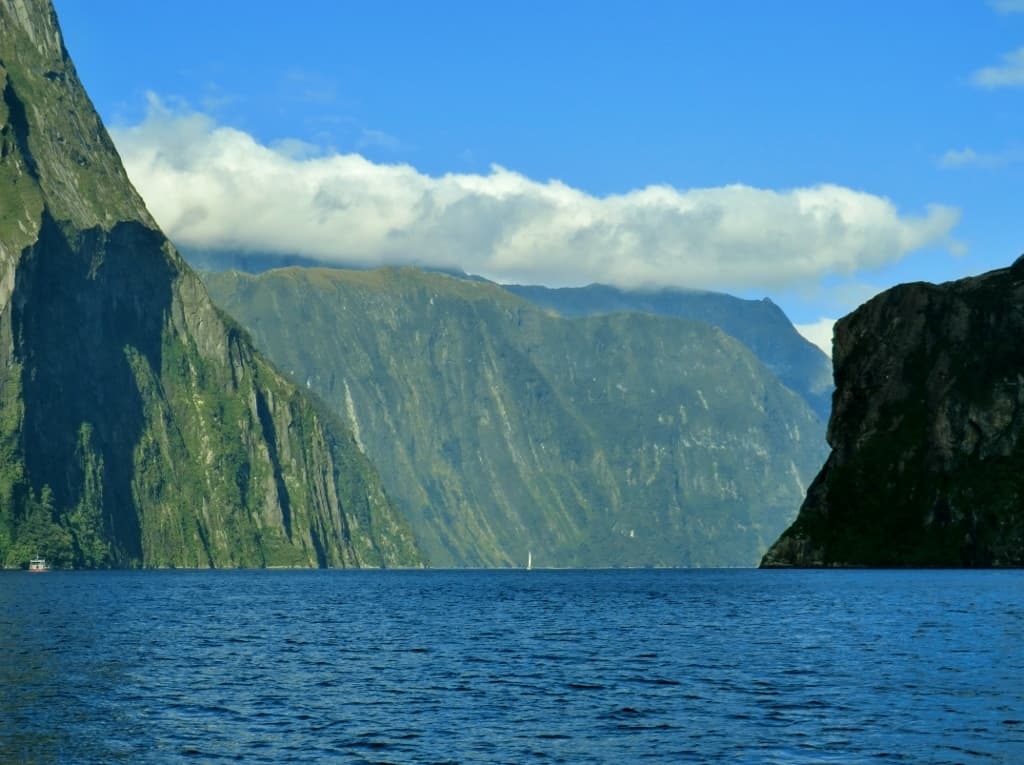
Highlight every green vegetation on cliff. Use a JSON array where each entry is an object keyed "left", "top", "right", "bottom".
[
  {"left": 762, "top": 259, "right": 1024, "bottom": 567},
  {"left": 0, "top": 0, "right": 420, "bottom": 568},
  {"left": 204, "top": 266, "right": 827, "bottom": 568},
  {"left": 504, "top": 283, "right": 834, "bottom": 422}
]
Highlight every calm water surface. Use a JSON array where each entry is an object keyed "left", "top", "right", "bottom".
[{"left": 1, "top": 569, "right": 1022, "bottom": 764}]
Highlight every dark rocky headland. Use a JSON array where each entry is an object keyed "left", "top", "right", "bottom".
[{"left": 763, "top": 258, "right": 1024, "bottom": 567}]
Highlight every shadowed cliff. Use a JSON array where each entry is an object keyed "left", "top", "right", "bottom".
[{"left": 762, "top": 258, "right": 1024, "bottom": 567}]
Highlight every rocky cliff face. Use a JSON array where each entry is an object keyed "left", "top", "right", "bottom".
[
  {"left": 204, "top": 266, "right": 827, "bottom": 568},
  {"left": 0, "top": 0, "right": 420, "bottom": 568},
  {"left": 762, "top": 259, "right": 1024, "bottom": 567},
  {"left": 186, "top": 255, "right": 835, "bottom": 423},
  {"left": 504, "top": 283, "right": 834, "bottom": 422}
]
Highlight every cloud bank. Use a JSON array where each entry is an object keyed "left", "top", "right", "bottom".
[{"left": 111, "top": 96, "right": 960, "bottom": 291}]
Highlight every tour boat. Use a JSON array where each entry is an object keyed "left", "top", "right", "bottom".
[{"left": 28, "top": 557, "right": 49, "bottom": 572}]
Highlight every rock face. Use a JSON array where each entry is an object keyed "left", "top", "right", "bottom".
[
  {"left": 189, "top": 258, "right": 835, "bottom": 424},
  {"left": 0, "top": 0, "right": 420, "bottom": 568},
  {"left": 204, "top": 267, "right": 827, "bottom": 568},
  {"left": 762, "top": 261, "right": 1024, "bottom": 567},
  {"left": 504, "top": 283, "right": 834, "bottom": 422}
]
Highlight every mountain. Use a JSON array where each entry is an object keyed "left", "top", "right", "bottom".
[
  {"left": 503, "top": 283, "right": 834, "bottom": 422},
  {"left": 185, "top": 248, "right": 328, "bottom": 275},
  {"left": 186, "top": 251, "right": 834, "bottom": 423},
  {"left": 762, "top": 259, "right": 1024, "bottom": 567},
  {"left": 0, "top": 0, "right": 420, "bottom": 568},
  {"left": 203, "top": 266, "right": 828, "bottom": 568}
]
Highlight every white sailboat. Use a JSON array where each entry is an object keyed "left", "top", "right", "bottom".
[{"left": 527, "top": 551, "right": 532, "bottom": 571}]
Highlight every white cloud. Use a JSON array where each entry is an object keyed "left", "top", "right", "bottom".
[
  {"left": 990, "top": 0, "right": 1024, "bottom": 13},
  {"left": 940, "top": 148, "right": 982, "bottom": 168},
  {"left": 940, "top": 145, "right": 1024, "bottom": 169},
  {"left": 110, "top": 96, "right": 961, "bottom": 292},
  {"left": 271, "top": 137, "right": 322, "bottom": 160},
  {"left": 971, "top": 47, "right": 1024, "bottom": 88},
  {"left": 794, "top": 318, "right": 836, "bottom": 357}
]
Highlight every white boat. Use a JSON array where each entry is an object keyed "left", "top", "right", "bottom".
[
  {"left": 28, "top": 557, "right": 49, "bottom": 572},
  {"left": 527, "top": 551, "right": 532, "bottom": 571}
]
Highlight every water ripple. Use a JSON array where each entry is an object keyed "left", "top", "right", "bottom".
[{"left": 1, "top": 569, "right": 1023, "bottom": 763}]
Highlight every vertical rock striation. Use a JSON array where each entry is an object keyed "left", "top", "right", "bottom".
[{"left": 204, "top": 266, "right": 827, "bottom": 568}]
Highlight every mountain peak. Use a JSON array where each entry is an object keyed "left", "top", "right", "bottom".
[{"left": 0, "top": 0, "right": 153, "bottom": 247}]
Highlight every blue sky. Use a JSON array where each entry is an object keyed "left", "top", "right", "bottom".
[{"left": 53, "top": 1, "right": 1024, "bottom": 353}]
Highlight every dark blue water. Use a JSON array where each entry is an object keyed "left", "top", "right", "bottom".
[{"left": 1, "top": 569, "right": 1022, "bottom": 764}]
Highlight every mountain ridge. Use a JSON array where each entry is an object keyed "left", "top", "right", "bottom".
[
  {"left": 502, "top": 282, "right": 833, "bottom": 421},
  {"left": 183, "top": 249, "right": 833, "bottom": 423},
  {"left": 204, "top": 264, "right": 828, "bottom": 568}
]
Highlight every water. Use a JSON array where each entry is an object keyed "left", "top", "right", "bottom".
[{"left": 1, "top": 569, "right": 1022, "bottom": 764}]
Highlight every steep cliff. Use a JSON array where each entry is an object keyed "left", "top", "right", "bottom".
[
  {"left": 504, "top": 283, "right": 834, "bottom": 422},
  {"left": 0, "top": 0, "right": 420, "bottom": 568},
  {"left": 204, "top": 266, "right": 827, "bottom": 568},
  {"left": 184, "top": 251, "right": 834, "bottom": 423},
  {"left": 762, "top": 259, "right": 1024, "bottom": 567}
]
